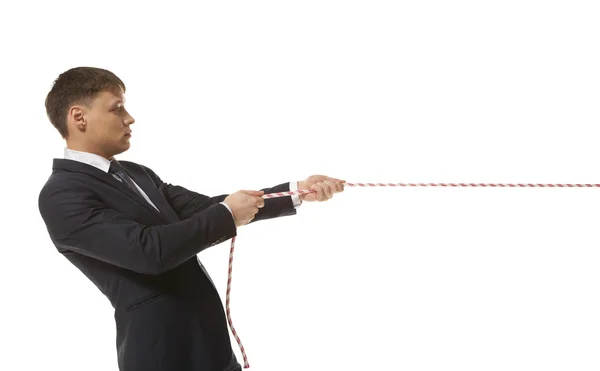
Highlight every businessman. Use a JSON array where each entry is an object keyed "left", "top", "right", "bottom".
[{"left": 38, "top": 66, "right": 344, "bottom": 371}]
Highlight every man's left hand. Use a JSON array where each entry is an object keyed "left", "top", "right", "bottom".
[{"left": 297, "top": 175, "right": 345, "bottom": 203}]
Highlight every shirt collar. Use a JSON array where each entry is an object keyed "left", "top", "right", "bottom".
[{"left": 63, "top": 148, "right": 113, "bottom": 173}]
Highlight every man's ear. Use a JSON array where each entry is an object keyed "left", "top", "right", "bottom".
[{"left": 69, "top": 105, "right": 87, "bottom": 132}]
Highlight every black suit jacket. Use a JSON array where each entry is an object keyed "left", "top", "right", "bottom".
[{"left": 38, "top": 158, "right": 297, "bottom": 371}]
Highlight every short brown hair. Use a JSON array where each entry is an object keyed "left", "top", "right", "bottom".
[{"left": 45, "top": 67, "right": 126, "bottom": 139}]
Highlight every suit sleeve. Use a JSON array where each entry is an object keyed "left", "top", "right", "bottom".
[
  {"left": 140, "top": 166, "right": 297, "bottom": 222},
  {"left": 38, "top": 183, "right": 237, "bottom": 276}
]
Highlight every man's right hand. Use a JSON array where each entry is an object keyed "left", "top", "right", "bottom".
[{"left": 223, "top": 190, "right": 265, "bottom": 226}]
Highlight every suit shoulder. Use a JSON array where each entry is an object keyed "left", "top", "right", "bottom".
[
  {"left": 39, "top": 170, "right": 91, "bottom": 193},
  {"left": 38, "top": 171, "right": 97, "bottom": 212},
  {"left": 38, "top": 171, "right": 71, "bottom": 200}
]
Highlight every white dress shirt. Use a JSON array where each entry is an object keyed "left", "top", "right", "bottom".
[{"left": 63, "top": 148, "right": 301, "bottom": 219}]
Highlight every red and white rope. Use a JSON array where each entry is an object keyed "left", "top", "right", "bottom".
[{"left": 224, "top": 181, "right": 600, "bottom": 368}]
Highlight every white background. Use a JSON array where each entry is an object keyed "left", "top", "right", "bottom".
[{"left": 1, "top": 1, "right": 599, "bottom": 370}]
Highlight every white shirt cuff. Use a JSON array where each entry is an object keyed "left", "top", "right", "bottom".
[{"left": 289, "top": 181, "right": 301, "bottom": 208}]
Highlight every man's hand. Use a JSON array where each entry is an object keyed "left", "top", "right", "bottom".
[
  {"left": 223, "top": 190, "right": 265, "bottom": 226},
  {"left": 297, "top": 175, "right": 345, "bottom": 203}
]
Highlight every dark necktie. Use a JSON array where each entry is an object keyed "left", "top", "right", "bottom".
[{"left": 109, "top": 160, "right": 145, "bottom": 200}]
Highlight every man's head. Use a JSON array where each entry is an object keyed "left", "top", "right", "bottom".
[{"left": 45, "top": 67, "right": 135, "bottom": 159}]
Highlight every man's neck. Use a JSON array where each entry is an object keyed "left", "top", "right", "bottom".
[{"left": 66, "top": 143, "right": 113, "bottom": 160}]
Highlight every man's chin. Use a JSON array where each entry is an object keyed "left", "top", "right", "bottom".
[{"left": 113, "top": 142, "right": 131, "bottom": 156}]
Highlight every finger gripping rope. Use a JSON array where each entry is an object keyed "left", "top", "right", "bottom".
[{"left": 225, "top": 182, "right": 600, "bottom": 368}]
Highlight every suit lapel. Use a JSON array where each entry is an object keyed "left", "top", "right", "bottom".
[
  {"left": 108, "top": 173, "right": 163, "bottom": 216},
  {"left": 125, "top": 170, "right": 181, "bottom": 222}
]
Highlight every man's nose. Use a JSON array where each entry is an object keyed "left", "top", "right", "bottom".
[{"left": 125, "top": 114, "right": 135, "bottom": 125}]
